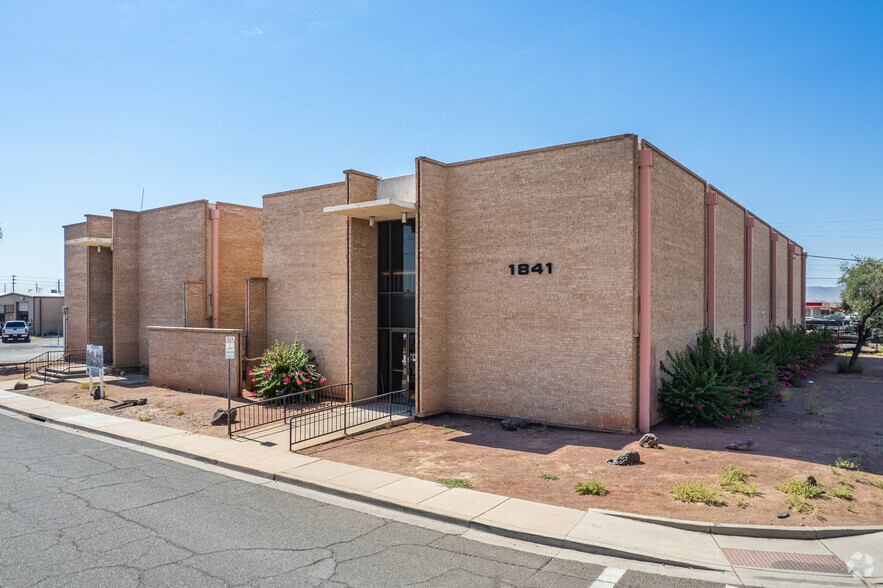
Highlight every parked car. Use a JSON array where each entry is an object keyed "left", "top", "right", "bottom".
[{"left": 1, "top": 320, "right": 30, "bottom": 343}]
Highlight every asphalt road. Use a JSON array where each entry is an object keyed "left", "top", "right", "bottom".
[{"left": 0, "top": 412, "right": 736, "bottom": 587}]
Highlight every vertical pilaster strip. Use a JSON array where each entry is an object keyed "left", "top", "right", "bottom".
[
  {"left": 801, "top": 253, "right": 807, "bottom": 329},
  {"left": 770, "top": 231, "right": 779, "bottom": 328},
  {"left": 787, "top": 242, "right": 795, "bottom": 330},
  {"left": 745, "top": 215, "right": 755, "bottom": 347},
  {"left": 209, "top": 208, "right": 220, "bottom": 329},
  {"left": 638, "top": 148, "right": 654, "bottom": 434},
  {"left": 706, "top": 191, "right": 718, "bottom": 338}
]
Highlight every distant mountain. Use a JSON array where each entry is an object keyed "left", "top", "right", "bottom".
[{"left": 806, "top": 285, "right": 843, "bottom": 303}]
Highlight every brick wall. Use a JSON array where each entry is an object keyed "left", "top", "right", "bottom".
[
  {"left": 217, "top": 203, "right": 263, "bottom": 331},
  {"left": 148, "top": 327, "right": 242, "bottom": 395},
  {"left": 715, "top": 194, "right": 746, "bottom": 344},
  {"left": 136, "top": 201, "right": 209, "bottom": 366},
  {"left": 751, "top": 220, "right": 772, "bottom": 338},
  {"left": 263, "top": 183, "right": 348, "bottom": 388},
  {"left": 185, "top": 281, "right": 207, "bottom": 327},
  {"left": 416, "top": 158, "right": 449, "bottom": 416},
  {"left": 244, "top": 277, "right": 268, "bottom": 389},
  {"left": 435, "top": 135, "right": 639, "bottom": 431},
  {"left": 776, "top": 235, "right": 789, "bottom": 327},
  {"left": 345, "top": 171, "right": 380, "bottom": 400},
  {"left": 87, "top": 246, "right": 114, "bottom": 354},
  {"left": 63, "top": 223, "right": 88, "bottom": 353},
  {"left": 645, "top": 143, "right": 706, "bottom": 426},
  {"left": 112, "top": 210, "right": 141, "bottom": 367}
]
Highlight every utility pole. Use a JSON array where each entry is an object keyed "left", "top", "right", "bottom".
[
  {"left": 11, "top": 275, "right": 15, "bottom": 292},
  {"left": 57, "top": 279, "right": 61, "bottom": 293}
]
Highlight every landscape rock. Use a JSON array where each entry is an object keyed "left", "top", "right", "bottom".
[
  {"left": 638, "top": 433, "right": 659, "bottom": 449},
  {"left": 806, "top": 475, "right": 818, "bottom": 487},
  {"left": 211, "top": 408, "right": 237, "bottom": 426},
  {"left": 13, "top": 381, "right": 28, "bottom": 390},
  {"left": 726, "top": 439, "right": 754, "bottom": 451},
  {"left": 500, "top": 418, "right": 531, "bottom": 431},
  {"left": 606, "top": 449, "right": 640, "bottom": 466},
  {"left": 777, "top": 511, "right": 790, "bottom": 519}
]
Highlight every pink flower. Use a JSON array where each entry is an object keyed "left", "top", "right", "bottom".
[
  {"left": 283, "top": 378, "right": 290, "bottom": 384},
  {"left": 319, "top": 378, "right": 326, "bottom": 384},
  {"left": 725, "top": 415, "right": 732, "bottom": 420},
  {"left": 296, "top": 380, "right": 302, "bottom": 385},
  {"left": 264, "top": 374, "right": 268, "bottom": 379}
]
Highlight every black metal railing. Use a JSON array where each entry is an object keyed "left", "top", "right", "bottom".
[
  {"left": 229, "top": 383, "right": 351, "bottom": 436},
  {"left": 22, "top": 350, "right": 87, "bottom": 381},
  {"left": 289, "top": 389, "right": 412, "bottom": 448}
]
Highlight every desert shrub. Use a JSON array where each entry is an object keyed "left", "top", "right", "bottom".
[
  {"left": 670, "top": 481, "right": 724, "bottom": 506},
  {"left": 775, "top": 478, "right": 825, "bottom": 499},
  {"left": 574, "top": 479, "right": 607, "bottom": 496},
  {"left": 834, "top": 456, "right": 860, "bottom": 470},
  {"left": 540, "top": 473, "right": 558, "bottom": 480},
  {"left": 659, "top": 332, "right": 777, "bottom": 427},
  {"left": 438, "top": 478, "right": 471, "bottom": 489},
  {"left": 753, "top": 326, "right": 836, "bottom": 389},
  {"left": 836, "top": 357, "right": 864, "bottom": 374},
  {"left": 249, "top": 340, "right": 326, "bottom": 402},
  {"left": 718, "top": 465, "right": 758, "bottom": 496}
]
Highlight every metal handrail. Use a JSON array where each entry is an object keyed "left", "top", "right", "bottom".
[
  {"left": 289, "top": 389, "right": 412, "bottom": 448},
  {"left": 229, "top": 382, "right": 352, "bottom": 436},
  {"left": 22, "top": 350, "right": 87, "bottom": 380}
]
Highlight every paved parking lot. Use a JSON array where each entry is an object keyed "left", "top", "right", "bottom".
[{"left": 0, "top": 336, "right": 64, "bottom": 364}]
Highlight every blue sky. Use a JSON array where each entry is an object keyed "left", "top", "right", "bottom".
[{"left": 1, "top": 0, "right": 881, "bottom": 292}]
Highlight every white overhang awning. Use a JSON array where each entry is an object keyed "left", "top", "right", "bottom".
[
  {"left": 64, "top": 237, "right": 114, "bottom": 247},
  {"left": 323, "top": 198, "right": 415, "bottom": 221}
]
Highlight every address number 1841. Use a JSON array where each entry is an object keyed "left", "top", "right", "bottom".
[{"left": 508, "top": 263, "right": 552, "bottom": 275}]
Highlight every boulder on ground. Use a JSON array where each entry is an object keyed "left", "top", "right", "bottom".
[
  {"left": 500, "top": 418, "right": 531, "bottom": 431},
  {"left": 211, "top": 408, "right": 237, "bottom": 426},
  {"left": 639, "top": 433, "right": 659, "bottom": 449},
  {"left": 13, "top": 381, "right": 28, "bottom": 390},
  {"left": 806, "top": 475, "right": 818, "bottom": 486},
  {"left": 726, "top": 439, "right": 754, "bottom": 451},
  {"left": 607, "top": 449, "right": 641, "bottom": 466}
]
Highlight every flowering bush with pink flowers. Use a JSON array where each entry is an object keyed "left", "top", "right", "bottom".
[
  {"left": 661, "top": 328, "right": 835, "bottom": 428},
  {"left": 660, "top": 332, "right": 777, "bottom": 427},
  {"left": 248, "top": 340, "right": 327, "bottom": 402}
]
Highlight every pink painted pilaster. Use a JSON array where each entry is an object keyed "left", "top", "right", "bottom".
[
  {"left": 770, "top": 231, "right": 779, "bottom": 328},
  {"left": 745, "top": 215, "right": 755, "bottom": 347},
  {"left": 638, "top": 148, "right": 654, "bottom": 434},
  {"left": 706, "top": 191, "right": 718, "bottom": 337},
  {"left": 787, "top": 242, "right": 795, "bottom": 330},
  {"left": 801, "top": 253, "right": 807, "bottom": 328},
  {"left": 210, "top": 208, "right": 220, "bottom": 329}
]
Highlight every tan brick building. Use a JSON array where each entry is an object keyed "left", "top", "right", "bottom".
[
  {"left": 64, "top": 135, "right": 806, "bottom": 432},
  {"left": 64, "top": 200, "right": 262, "bottom": 368}
]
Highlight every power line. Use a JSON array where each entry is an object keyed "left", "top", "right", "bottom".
[
  {"left": 774, "top": 218, "right": 883, "bottom": 225},
  {"left": 807, "top": 254, "right": 862, "bottom": 261}
]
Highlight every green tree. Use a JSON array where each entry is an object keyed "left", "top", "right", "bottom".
[{"left": 839, "top": 257, "right": 883, "bottom": 369}]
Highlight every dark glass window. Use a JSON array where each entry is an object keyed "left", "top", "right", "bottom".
[{"left": 377, "top": 220, "right": 415, "bottom": 329}]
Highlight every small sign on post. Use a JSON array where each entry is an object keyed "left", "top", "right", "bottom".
[
  {"left": 86, "top": 344, "right": 105, "bottom": 399},
  {"left": 225, "top": 335, "right": 235, "bottom": 437}
]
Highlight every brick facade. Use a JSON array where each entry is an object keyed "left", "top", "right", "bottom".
[
  {"left": 715, "top": 193, "right": 746, "bottom": 344},
  {"left": 263, "top": 184, "right": 348, "bottom": 388},
  {"left": 148, "top": 327, "right": 242, "bottom": 395},
  {"left": 66, "top": 134, "right": 807, "bottom": 433}
]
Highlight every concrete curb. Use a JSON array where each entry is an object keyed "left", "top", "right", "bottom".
[
  {"left": 2, "top": 399, "right": 881, "bottom": 572},
  {"left": 591, "top": 508, "right": 883, "bottom": 540}
]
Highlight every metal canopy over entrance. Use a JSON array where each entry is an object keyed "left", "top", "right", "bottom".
[{"left": 323, "top": 198, "right": 415, "bottom": 221}]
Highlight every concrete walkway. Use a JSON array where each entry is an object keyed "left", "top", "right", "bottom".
[{"left": 1, "top": 388, "right": 880, "bottom": 587}]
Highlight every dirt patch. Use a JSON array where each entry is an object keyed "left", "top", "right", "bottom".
[
  {"left": 21, "top": 380, "right": 253, "bottom": 437},
  {"left": 12, "top": 354, "right": 883, "bottom": 527},
  {"left": 299, "top": 354, "right": 883, "bottom": 527}
]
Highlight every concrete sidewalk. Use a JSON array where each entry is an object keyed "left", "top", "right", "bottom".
[{"left": 1, "top": 388, "right": 880, "bottom": 587}]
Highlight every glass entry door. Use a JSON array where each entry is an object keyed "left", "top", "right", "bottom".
[{"left": 378, "top": 329, "right": 415, "bottom": 394}]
